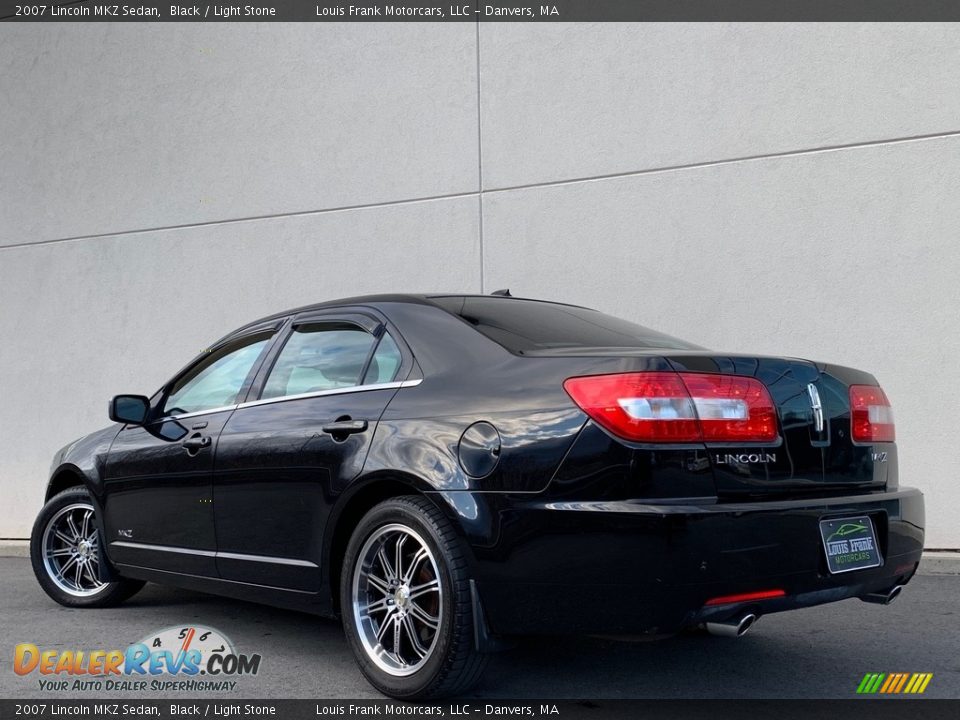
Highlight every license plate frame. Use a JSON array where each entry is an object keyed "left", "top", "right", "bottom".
[{"left": 819, "top": 515, "right": 882, "bottom": 575}]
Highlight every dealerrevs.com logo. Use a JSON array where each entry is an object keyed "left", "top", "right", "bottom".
[{"left": 13, "top": 625, "right": 261, "bottom": 693}]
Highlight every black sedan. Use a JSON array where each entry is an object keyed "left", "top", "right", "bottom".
[{"left": 31, "top": 294, "right": 924, "bottom": 698}]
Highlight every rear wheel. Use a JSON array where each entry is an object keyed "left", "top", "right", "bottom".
[
  {"left": 30, "top": 487, "right": 144, "bottom": 608},
  {"left": 341, "top": 496, "right": 488, "bottom": 698}
]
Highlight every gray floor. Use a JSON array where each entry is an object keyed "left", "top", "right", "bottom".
[{"left": 1, "top": 558, "right": 957, "bottom": 699}]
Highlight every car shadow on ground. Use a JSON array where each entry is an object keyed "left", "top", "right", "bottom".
[
  {"left": 4, "top": 567, "right": 953, "bottom": 699},
  {"left": 120, "top": 579, "right": 950, "bottom": 699}
]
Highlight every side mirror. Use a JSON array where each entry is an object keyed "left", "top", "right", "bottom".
[{"left": 109, "top": 395, "right": 150, "bottom": 425}]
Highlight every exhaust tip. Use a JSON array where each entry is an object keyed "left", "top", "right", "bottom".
[
  {"left": 705, "top": 613, "right": 757, "bottom": 638},
  {"left": 737, "top": 613, "right": 757, "bottom": 636},
  {"left": 861, "top": 585, "right": 903, "bottom": 605}
]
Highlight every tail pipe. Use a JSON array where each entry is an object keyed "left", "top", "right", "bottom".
[
  {"left": 860, "top": 585, "right": 903, "bottom": 606},
  {"left": 705, "top": 612, "right": 757, "bottom": 638}
]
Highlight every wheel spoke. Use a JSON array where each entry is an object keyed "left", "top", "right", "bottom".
[
  {"left": 376, "top": 612, "right": 396, "bottom": 642},
  {"left": 376, "top": 547, "right": 396, "bottom": 582},
  {"left": 364, "top": 597, "right": 390, "bottom": 615},
  {"left": 58, "top": 555, "right": 79, "bottom": 580},
  {"left": 403, "top": 547, "right": 428, "bottom": 583},
  {"left": 82, "top": 561, "right": 100, "bottom": 588},
  {"left": 366, "top": 572, "right": 391, "bottom": 596},
  {"left": 80, "top": 510, "right": 92, "bottom": 540},
  {"left": 402, "top": 614, "right": 428, "bottom": 658},
  {"left": 46, "top": 548, "right": 72, "bottom": 558},
  {"left": 393, "top": 534, "right": 407, "bottom": 584},
  {"left": 66, "top": 515, "right": 81, "bottom": 541},
  {"left": 409, "top": 603, "right": 440, "bottom": 630},
  {"left": 55, "top": 529, "right": 74, "bottom": 545},
  {"left": 393, "top": 614, "right": 403, "bottom": 661},
  {"left": 409, "top": 578, "right": 439, "bottom": 601},
  {"left": 73, "top": 559, "right": 83, "bottom": 589}
]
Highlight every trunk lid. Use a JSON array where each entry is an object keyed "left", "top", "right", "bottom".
[{"left": 665, "top": 354, "right": 889, "bottom": 498}]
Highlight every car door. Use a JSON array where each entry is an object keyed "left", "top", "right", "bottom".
[
  {"left": 212, "top": 311, "right": 411, "bottom": 591},
  {"left": 102, "top": 327, "right": 278, "bottom": 576}
]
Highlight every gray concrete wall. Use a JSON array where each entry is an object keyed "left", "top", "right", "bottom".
[{"left": 2, "top": 23, "right": 958, "bottom": 548}]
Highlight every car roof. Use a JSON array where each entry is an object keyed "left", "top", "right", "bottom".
[{"left": 228, "top": 293, "right": 592, "bottom": 337}]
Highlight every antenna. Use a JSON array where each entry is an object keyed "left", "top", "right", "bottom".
[{"left": 490, "top": 289, "right": 512, "bottom": 297}]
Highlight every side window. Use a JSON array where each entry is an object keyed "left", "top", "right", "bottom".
[
  {"left": 262, "top": 323, "right": 376, "bottom": 400},
  {"left": 162, "top": 333, "right": 271, "bottom": 416},
  {"left": 362, "top": 332, "right": 403, "bottom": 385}
]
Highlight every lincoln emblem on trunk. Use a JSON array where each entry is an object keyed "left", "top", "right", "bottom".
[{"left": 807, "top": 383, "right": 825, "bottom": 433}]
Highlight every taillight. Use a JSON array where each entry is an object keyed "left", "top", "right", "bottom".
[
  {"left": 849, "top": 385, "right": 895, "bottom": 443},
  {"left": 563, "top": 371, "right": 777, "bottom": 443}
]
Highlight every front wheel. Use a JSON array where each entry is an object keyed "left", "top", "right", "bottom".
[
  {"left": 341, "top": 496, "right": 488, "bottom": 699},
  {"left": 30, "top": 487, "right": 144, "bottom": 608}
]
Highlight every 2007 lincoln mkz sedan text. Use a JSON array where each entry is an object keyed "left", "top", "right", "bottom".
[{"left": 31, "top": 294, "right": 924, "bottom": 698}]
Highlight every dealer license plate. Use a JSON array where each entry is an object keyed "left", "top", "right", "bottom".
[{"left": 819, "top": 515, "right": 882, "bottom": 574}]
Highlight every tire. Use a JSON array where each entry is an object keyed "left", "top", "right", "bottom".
[
  {"left": 30, "top": 487, "right": 145, "bottom": 608},
  {"left": 341, "top": 495, "right": 488, "bottom": 699}
]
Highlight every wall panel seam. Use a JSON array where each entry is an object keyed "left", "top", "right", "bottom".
[
  {"left": 6, "top": 128, "right": 959, "bottom": 252},
  {"left": 481, "top": 129, "right": 960, "bottom": 196},
  {"left": 0, "top": 190, "right": 482, "bottom": 251}
]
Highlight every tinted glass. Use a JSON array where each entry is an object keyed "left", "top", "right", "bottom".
[
  {"left": 163, "top": 334, "right": 271, "bottom": 416},
  {"left": 363, "top": 332, "right": 403, "bottom": 385},
  {"left": 262, "top": 323, "right": 376, "bottom": 400},
  {"left": 431, "top": 297, "right": 700, "bottom": 353}
]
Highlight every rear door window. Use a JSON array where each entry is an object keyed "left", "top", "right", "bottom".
[{"left": 261, "top": 323, "right": 377, "bottom": 400}]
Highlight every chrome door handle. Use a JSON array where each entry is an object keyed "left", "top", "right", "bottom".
[
  {"left": 182, "top": 434, "right": 211, "bottom": 453},
  {"left": 322, "top": 419, "right": 368, "bottom": 436}
]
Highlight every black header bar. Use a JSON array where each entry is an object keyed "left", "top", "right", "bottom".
[
  {"left": 5, "top": 0, "right": 960, "bottom": 22},
  {"left": 0, "top": 700, "right": 959, "bottom": 720}
]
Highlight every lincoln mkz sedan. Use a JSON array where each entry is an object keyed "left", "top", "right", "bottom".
[{"left": 31, "top": 294, "right": 924, "bottom": 697}]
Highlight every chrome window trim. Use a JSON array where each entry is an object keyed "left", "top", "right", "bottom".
[
  {"left": 111, "top": 541, "right": 318, "bottom": 568},
  {"left": 236, "top": 378, "right": 422, "bottom": 411},
  {"left": 156, "top": 404, "right": 240, "bottom": 422},
  {"left": 152, "top": 378, "right": 423, "bottom": 422}
]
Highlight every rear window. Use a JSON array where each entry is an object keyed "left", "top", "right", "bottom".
[{"left": 430, "top": 297, "right": 700, "bottom": 353}]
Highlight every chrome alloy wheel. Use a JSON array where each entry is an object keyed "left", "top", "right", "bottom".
[
  {"left": 41, "top": 502, "right": 106, "bottom": 597},
  {"left": 352, "top": 523, "right": 443, "bottom": 676}
]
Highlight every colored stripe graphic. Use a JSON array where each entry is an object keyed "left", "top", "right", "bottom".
[{"left": 857, "top": 673, "right": 932, "bottom": 694}]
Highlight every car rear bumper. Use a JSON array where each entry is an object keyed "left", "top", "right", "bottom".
[{"left": 470, "top": 487, "right": 924, "bottom": 636}]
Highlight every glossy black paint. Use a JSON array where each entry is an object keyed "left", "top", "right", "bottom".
[{"left": 45, "top": 294, "right": 924, "bottom": 636}]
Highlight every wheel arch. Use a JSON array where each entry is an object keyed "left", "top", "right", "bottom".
[{"left": 46, "top": 464, "right": 92, "bottom": 501}]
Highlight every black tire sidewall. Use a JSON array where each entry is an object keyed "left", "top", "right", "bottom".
[{"left": 340, "top": 498, "right": 461, "bottom": 699}]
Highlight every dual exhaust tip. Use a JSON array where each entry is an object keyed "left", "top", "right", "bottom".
[{"left": 705, "top": 585, "right": 904, "bottom": 637}]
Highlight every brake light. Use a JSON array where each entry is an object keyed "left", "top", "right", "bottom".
[
  {"left": 563, "top": 371, "right": 777, "bottom": 443},
  {"left": 849, "top": 385, "right": 895, "bottom": 443}
]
